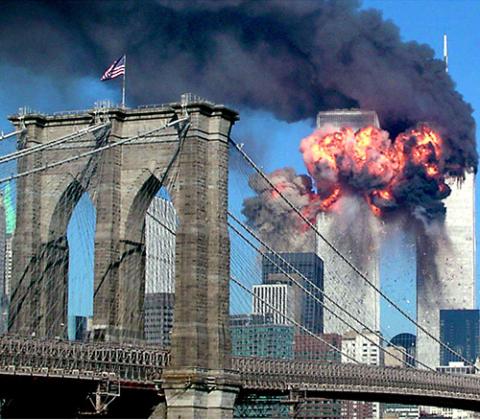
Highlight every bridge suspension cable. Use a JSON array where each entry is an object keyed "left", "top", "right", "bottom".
[
  {"left": 6, "top": 115, "right": 190, "bottom": 338},
  {"left": 230, "top": 275, "right": 358, "bottom": 364},
  {"left": 0, "top": 117, "right": 189, "bottom": 185},
  {"left": 228, "top": 136, "right": 477, "bottom": 371},
  {"left": 228, "top": 212, "right": 430, "bottom": 370},
  {"left": 0, "top": 129, "right": 23, "bottom": 142},
  {"left": 228, "top": 216, "right": 425, "bottom": 370},
  {"left": 0, "top": 122, "right": 110, "bottom": 165}
]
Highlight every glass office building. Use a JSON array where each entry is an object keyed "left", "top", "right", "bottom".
[
  {"left": 262, "top": 252, "right": 324, "bottom": 334},
  {"left": 440, "top": 309, "right": 479, "bottom": 366}
]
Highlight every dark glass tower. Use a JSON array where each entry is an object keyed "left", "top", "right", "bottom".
[
  {"left": 440, "top": 309, "right": 479, "bottom": 366},
  {"left": 390, "top": 332, "right": 416, "bottom": 367},
  {"left": 262, "top": 252, "right": 324, "bottom": 334}
]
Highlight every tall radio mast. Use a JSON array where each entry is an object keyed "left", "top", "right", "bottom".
[{"left": 443, "top": 33, "right": 448, "bottom": 73}]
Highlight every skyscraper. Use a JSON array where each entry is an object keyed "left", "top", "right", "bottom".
[
  {"left": 316, "top": 110, "right": 381, "bottom": 334},
  {"left": 262, "top": 252, "right": 323, "bottom": 333},
  {"left": 143, "top": 194, "right": 176, "bottom": 345},
  {"left": 144, "top": 292, "right": 175, "bottom": 347},
  {"left": 440, "top": 309, "right": 479, "bottom": 366},
  {"left": 145, "top": 195, "right": 176, "bottom": 294},
  {"left": 416, "top": 174, "right": 476, "bottom": 368},
  {"left": 0, "top": 195, "right": 7, "bottom": 335}
]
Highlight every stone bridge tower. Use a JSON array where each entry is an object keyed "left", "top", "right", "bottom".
[{"left": 8, "top": 96, "right": 239, "bottom": 417}]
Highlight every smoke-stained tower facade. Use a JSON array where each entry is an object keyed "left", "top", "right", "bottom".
[
  {"left": 416, "top": 174, "right": 476, "bottom": 368},
  {"left": 316, "top": 110, "right": 381, "bottom": 334}
]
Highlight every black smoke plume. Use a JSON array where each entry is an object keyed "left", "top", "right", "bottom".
[{"left": 0, "top": 0, "right": 476, "bottom": 174}]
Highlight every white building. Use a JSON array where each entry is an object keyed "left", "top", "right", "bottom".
[
  {"left": 419, "top": 363, "right": 480, "bottom": 419},
  {"left": 316, "top": 110, "right": 381, "bottom": 335},
  {"left": 341, "top": 329, "right": 384, "bottom": 366},
  {"left": 341, "top": 329, "right": 383, "bottom": 419},
  {"left": 145, "top": 195, "right": 176, "bottom": 294},
  {"left": 252, "top": 283, "right": 299, "bottom": 325},
  {"left": 416, "top": 173, "right": 476, "bottom": 368},
  {"left": 419, "top": 405, "right": 477, "bottom": 419},
  {"left": 436, "top": 361, "right": 478, "bottom": 375}
]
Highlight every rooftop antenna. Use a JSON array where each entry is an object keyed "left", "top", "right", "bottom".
[{"left": 443, "top": 33, "right": 448, "bottom": 73}]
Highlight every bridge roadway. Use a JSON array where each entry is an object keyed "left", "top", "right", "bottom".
[{"left": 1, "top": 337, "right": 480, "bottom": 411}]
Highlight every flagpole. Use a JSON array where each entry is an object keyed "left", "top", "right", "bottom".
[{"left": 122, "top": 54, "right": 126, "bottom": 108}]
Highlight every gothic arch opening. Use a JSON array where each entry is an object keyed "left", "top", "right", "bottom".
[
  {"left": 66, "top": 192, "right": 96, "bottom": 341},
  {"left": 144, "top": 186, "right": 176, "bottom": 348},
  {"left": 117, "top": 175, "right": 177, "bottom": 343},
  {"left": 42, "top": 179, "right": 89, "bottom": 338}
]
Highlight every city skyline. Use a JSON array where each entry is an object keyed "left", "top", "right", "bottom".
[{"left": 0, "top": 1, "right": 479, "bottom": 417}]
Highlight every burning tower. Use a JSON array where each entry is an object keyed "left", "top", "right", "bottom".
[
  {"left": 416, "top": 174, "right": 476, "bottom": 368},
  {"left": 312, "top": 110, "right": 476, "bottom": 368},
  {"left": 316, "top": 110, "right": 381, "bottom": 334}
]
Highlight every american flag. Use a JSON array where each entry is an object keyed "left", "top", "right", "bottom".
[{"left": 101, "top": 55, "right": 125, "bottom": 81}]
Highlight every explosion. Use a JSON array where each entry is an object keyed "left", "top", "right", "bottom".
[{"left": 299, "top": 124, "right": 450, "bottom": 222}]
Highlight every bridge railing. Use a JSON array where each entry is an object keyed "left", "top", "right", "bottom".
[
  {"left": 2, "top": 337, "right": 480, "bottom": 403},
  {"left": 0, "top": 336, "right": 170, "bottom": 383},
  {"left": 232, "top": 356, "right": 480, "bottom": 399}
]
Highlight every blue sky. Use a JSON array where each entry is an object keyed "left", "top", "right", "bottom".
[{"left": 0, "top": 0, "right": 478, "bottom": 339}]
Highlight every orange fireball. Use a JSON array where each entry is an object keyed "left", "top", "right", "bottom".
[{"left": 300, "top": 123, "right": 447, "bottom": 218}]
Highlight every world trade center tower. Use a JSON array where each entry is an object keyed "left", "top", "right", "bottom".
[{"left": 316, "top": 109, "right": 381, "bottom": 335}]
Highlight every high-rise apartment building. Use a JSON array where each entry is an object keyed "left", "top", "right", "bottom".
[
  {"left": 316, "top": 110, "right": 381, "bottom": 335},
  {"left": 231, "top": 322, "right": 294, "bottom": 360},
  {"left": 341, "top": 329, "right": 384, "bottom": 366},
  {"left": 252, "top": 283, "right": 298, "bottom": 325},
  {"left": 231, "top": 313, "right": 293, "bottom": 419},
  {"left": 296, "top": 399, "right": 342, "bottom": 419},
  {"left": 143, "top": 195, "right": 176, "bottom": 345},
  {"left": 440, "top": 309, "right": 479, "bottom": 366},
  {"left": 416, "top": 174, "right": 476, "bottom": 368},
  {"left": 262, "top": 252, "right": 323, "bottom": 333},
  {"left": 341, "top": 330, "right": 383, "bottom": 419}
]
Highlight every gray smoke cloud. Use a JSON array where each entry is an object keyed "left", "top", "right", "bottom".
[
  {"left": 0, "top": 0, "right": 476, "bottom": 173},
  {"left": 242, "top": 168, "right": 316, "bottom": 252}
]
